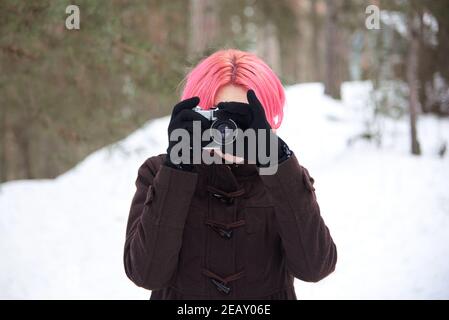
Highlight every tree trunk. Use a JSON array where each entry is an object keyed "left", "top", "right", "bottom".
[
  {"left": 256, "top": 21, "right": 281, "bottom": 76},
  {"left": 188, "top": 0, "right": 218, "bottom": 57},
  {"left": 12, "top": 125, "right": 34, "bottom": 179},
  {"left": 407, "top": 12, "right": 421, "bottom": 155},
  {"left": 311, "top": 0, "right": 321, "bottom": 82},
  {"left": 324, "top": 0, "right": 341, "bottom": 99},
  {"left": 22, "top": 131, "right": 33, "bottom": 179},
  {"left": 0, "top": 108, "right": 6, "bottom": 183}
]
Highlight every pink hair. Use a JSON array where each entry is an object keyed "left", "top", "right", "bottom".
[{"left": 180, "top": 49, "right": 286, "bottom": 129}]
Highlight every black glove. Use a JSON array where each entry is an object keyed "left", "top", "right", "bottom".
[
  {"left": 165, "top": 97, "right": 212, "bottom": 171},
  {"left": 216, "top": 90, "right": 292, "bottom": 166}
]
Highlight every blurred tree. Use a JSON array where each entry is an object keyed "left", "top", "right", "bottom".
[
  {"left": 407, "top": 6, "right": 422, "bottom": 155},
  {"left": 188, "top": 0, "right": 219, "bottom": 58},
  {"left": 377, "top": 0, "right": 449, "bottom": 155},
  {"left": 0, "top": 0, "right": 191, "bottom": 181},
  {"left": 324, "top": 0, "right": 342, "bottom": 99},
  {"left": 310, "top": 0, "right": 323, "bottom": 82},
  {"left": 1, "top": 0, "right": 447, "bottom": 182},
  {"left": 418, "top": 0, "right": 449, "bottom": 115}
]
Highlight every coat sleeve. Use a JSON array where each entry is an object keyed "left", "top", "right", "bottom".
[
  {"left": 123, "top": 155, "right": 198, "bottom": 290},
  {"left": 260, "top": 154, "right": 337, "bottom": 282}
]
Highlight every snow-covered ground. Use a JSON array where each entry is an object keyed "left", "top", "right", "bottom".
[{"left": 1, "top": 82, "right": 448, "bottom": 299}]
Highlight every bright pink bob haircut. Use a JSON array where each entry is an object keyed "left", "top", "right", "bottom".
[{"left": 180, "top": 49, "right": 286, "bottom": 129}]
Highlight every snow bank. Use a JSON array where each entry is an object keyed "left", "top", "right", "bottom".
[{"left": 1, "top": 82, "right": 448, "bottom": 299}]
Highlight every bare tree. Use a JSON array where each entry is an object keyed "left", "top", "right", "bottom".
[
  {"left": 256, "top": 21, "right": 281, "bottom": 75},
  {"left": 311, "top": 0, "right": 322, "bottom": 82},
  {"left": 188, "top": 0, "right": 219, "bottom": 57},
  {"left": 324, "top": 0, "right": 342, "bottom": 99},
  {"left": 407, "top": 10, "right": 422, "bottom": 155},
  {"left": 0, "top": 108, "right": 6, "bottom": 183}
]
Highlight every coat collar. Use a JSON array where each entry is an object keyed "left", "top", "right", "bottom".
[
  {"left": 195, "top": 162, "right": 258, "bottom": 179},
  {"left": 194, "top": 162, "right": 258, "bottom": 195}
]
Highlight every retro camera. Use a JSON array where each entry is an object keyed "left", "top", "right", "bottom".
[{"left": 193, "top": 106, "right": 238, "bottom": 150}]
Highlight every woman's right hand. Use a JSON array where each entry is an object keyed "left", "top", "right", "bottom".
[{"left": 165, "top": 97, "right": 211, "bottom": 170}]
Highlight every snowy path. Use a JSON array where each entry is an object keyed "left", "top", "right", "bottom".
[{"left": 1, "top": 82, "right": 448, "bottom": 299}]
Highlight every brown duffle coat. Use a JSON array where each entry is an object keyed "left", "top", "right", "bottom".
[{"left": 123, "top": 153, "right": 337, "bottom": 299}]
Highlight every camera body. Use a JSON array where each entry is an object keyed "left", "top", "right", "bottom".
[
  {"left": 193, "top": 106, "right": 238, "bottom": 149},
  {"left": 192, "top": 106, "right": 219, "bottom": 121}
]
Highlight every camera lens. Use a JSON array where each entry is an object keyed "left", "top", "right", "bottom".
[
  {"left": 217, "top": 123, "right": 233, "bottom": 139},
  {"left": 211, "top": 119, "right": 238, "bottom": 145}
]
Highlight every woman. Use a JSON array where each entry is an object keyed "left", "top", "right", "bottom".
[{"left": 123, "top": 49, "right": 337, "bottom": 299}]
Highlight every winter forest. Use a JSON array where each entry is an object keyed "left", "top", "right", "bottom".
[{"left": 1, "top": 0, "right": 449, "bottom": 299}]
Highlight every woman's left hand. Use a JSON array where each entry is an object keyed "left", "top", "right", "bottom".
[
  {"left": 216, "top": 89, "right": 271, "bottom": 132},
  {"left": 216, "top": 90, "right": 291, "bottom": 166}
]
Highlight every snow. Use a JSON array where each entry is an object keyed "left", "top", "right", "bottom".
[{"left": 1, "top": 82, "right": 448, "bottom": 299}]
